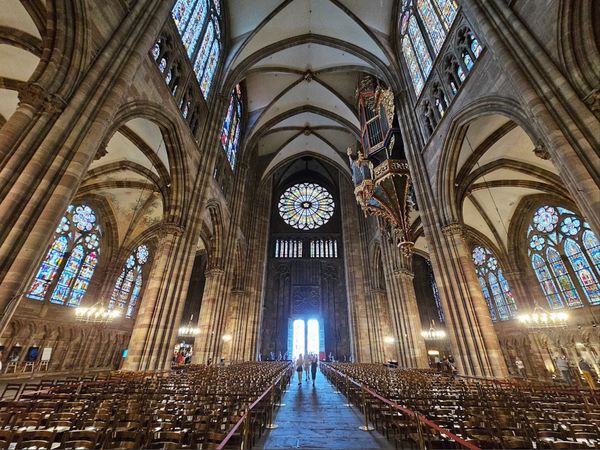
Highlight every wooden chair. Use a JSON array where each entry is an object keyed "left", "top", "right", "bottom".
[
  {"left": 58, "top": 430, "right": 100, "bottom": 449},
  {"left": 15, "top": 430, "right": 57, "bottom": 450}
]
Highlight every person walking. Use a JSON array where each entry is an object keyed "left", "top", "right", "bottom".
[
  {"left": 296, "top": 354, "right": 303, "bottom": 386},
  {"left": 304, "top": 353, "right": 311, "bottom": 381},
  {"left": 311, "top": 354, "right": 318, "bottom": 386}
]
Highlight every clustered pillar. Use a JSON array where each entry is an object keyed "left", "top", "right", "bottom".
[{"left": 439, "top": 223, "right": 508, "bottom": 377}]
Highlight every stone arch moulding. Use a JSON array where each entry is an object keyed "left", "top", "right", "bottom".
[
  {"left": 557, "top": 0, "right": 600, "bottom": 102},
  {"left": 260, "top": 151, "right": 353, "bottom": 185},
  {"left": 506, "top": 193, "right": 581, "bottom": 278},
  {"left": 205, "top": 201, "right": 226, "bottom": 270},
  {"left": 70, "top": 193, "right": 119, "bottom": 266},
  {"left": 102, "top": 100, "right": 191, "bottom": 225},
  {"left": 436, "top": 95, "right": 543, "bottom": 226},
  {"left": 29, "top": 1, "right": 91, "bottom": 102}
]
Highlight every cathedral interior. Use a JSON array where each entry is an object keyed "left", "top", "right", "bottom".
[{"left": 0, "top": 0, "right": 599, "bottom": 448}]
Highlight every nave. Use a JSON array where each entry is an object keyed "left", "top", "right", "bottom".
[
  {"left": 2, "top": 361, "right": 600, "bottom": 449},
  {"left": 1, "top": 0, "right": 600, "bottom": 448},
  {"left": 255, "top": 367, "right": 391, "bottom": 450}
]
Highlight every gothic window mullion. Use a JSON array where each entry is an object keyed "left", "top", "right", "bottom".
[
  {"left": 64, "top": 251, "right": 89, "bottom": 304},
  {"left": 43, "top": 249, "right": 72, "bottom": 303},
  {"left": 189, "top": 14, "right": 210, "bottom": 63},
  {"left": 484, "top": 277, "right": 502, "bottom": 320},
  {"left": 413, "top": 5, "right": 439, "bottom": 62},
  {"left": 560, "top": 249, "right": 594, "bottom": 307},
  {"left": 123, "top": 266, "right": 140, "bottom": 310}
]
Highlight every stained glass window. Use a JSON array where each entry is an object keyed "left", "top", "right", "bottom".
[
  {"left": 433, "top": 0, "right": 458, "bottom": 29},
  {"left": 400, "top": 0, "right": 454, "bottom": 96},
  {"left": 471, "top": 37, "right": 482, "bottom": 58},
  {"left": 409, "top": 16, "right": 432, "bottom": 76},
  {"left": 527, "top": 205, "right": 600, "bottom": 309},
  {"left": 471, "top": 245, "right": 517, "bottom": 321},
  {"left": 26, "top": 204, "right": 101, "bottom": 307},
  {"left": 278, "top": 183, "right": 335, "bottom": 230},
  {"left": 110, "top": 244, "right": 150, "bottom": 318},
  {"left": 170, "top": 0, "right": 221, "bottom": 99},
  {"left": 402, "top": 35, "right": 425, "bottom": 95},
  {"left": 220, "top": 84, "right": 242, "bottom": 168},
  {"left": 426, "top": 259, "right": 445, "bottom": 323},
  {"left": 151, "top": 43, "right": 160, "bottom": 60},
  {"left": 417, "top": 0, "right": 446, "bottom": 53},
  {"left": 462, "top": 51, "right": 474, "bottom": 71}
]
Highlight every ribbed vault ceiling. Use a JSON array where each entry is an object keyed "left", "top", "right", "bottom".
[{"left": 223, "top": 0, "right": 395, "bottom": 178}]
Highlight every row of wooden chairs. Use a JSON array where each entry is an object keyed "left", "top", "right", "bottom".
[
  {"left": 325, "top": 363, "right": 600, "bottom": 449},
  {"left": 0, "top": 362, "right": 292, "bottom": 449}
]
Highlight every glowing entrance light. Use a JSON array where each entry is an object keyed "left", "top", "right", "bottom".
[
  {"left": 307, "top": 319, "right": 319, "bottom": 355},
  {"left": 291, "top": 319, "right": 321, "bottom": 359},
  {"left": 292, "top": 319, "right": 305, "bottom": 359}
]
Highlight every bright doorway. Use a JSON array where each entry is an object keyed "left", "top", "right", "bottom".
[{"left": 289, "top": 318, "right": 323, "bottom": 359}]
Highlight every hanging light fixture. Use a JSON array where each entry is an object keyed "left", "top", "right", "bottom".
[
  {"left": 75, "top": 304, "right": 121, "bottom": 323},
  {"left": 179, "top": 315, "right": 200, "bottom": 337},
  {"left": 517, "top": 305, "right": 568, "bottom": 328},
  {"left": 421, "top": 320, "right": 446, "bottom": 340}
]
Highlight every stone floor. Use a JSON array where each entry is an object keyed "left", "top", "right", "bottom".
[{"left": 255, "top": 368, "right": 393, "bottom": 449}]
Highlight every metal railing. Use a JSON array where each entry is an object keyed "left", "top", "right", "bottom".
[
  {"left": 217, "top": 363, "right": 293, "bottom": 450},
  {"left": 321, "top": 363, "right": 481, "bottom": 450}
]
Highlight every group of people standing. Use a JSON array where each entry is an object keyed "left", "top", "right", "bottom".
[{"left": 295, "top": 353, "right": 319, "bottom": 386}]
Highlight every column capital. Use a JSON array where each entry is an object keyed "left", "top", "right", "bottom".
[
  {"left": 156, "top": 222, "right": 185, "bottom": 238},
  {"left": 18, "top": 83, "right": 66, "bottom": 114},
  {"left": 394, "top": 268, "right": 414, "bottom": 280},
  {"left": 441, "top": 222, "right": 465, "bottom": 237},
  {"left": 205, "top": 267, "right": 225, "bottom": 277}
]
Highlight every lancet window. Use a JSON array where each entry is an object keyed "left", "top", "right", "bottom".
[
  {"left": 221, "top": 84, "right": 243, "bottom": 168},
  {"left": 109, "top": 245, "right": 150, "bottom": 318},
  {"left": 26, "top": 204, "right": 101, "bottom": 307},
  {"left": 310, "top": 239, "right": 338, "bottom": 258},
  {"left": 399, "top": 0, "right": 458, "bottom": 96},
  {"left": 274, "top": 240, "right": 303, "bottom": 258},
  {"left": 171, "top": 0, "right": 221, "bottom": 99},
  {"left": 471, "top": 245, "right": 517, "bottom": 321},
  {"left": 527, "top": 206, "right": 600, "bottom": 309}
]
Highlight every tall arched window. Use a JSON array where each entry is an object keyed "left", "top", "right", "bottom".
[
  {"left": 399, "top": 0, "right": 458, "bottom": 96},
  {"left": 221, "top": 84, "right": 243, "bottom": 168},
  {"left": 527, "top": 206, "right": 600, "bottom": 309},
  {"left": 472, "top": 245, "right": 517, "bottom": 321},
  {"left": 171, "top": 0, "right": 221, "bottom": 99},
  {"left": 110, "top": 245, "right": 150, "bottom": 318},
  {"left": 426, "top": 259, "right": 445, "bottom": 323},
  {"left": 27, "top": 204, "right": 101, "bottom": 307}
]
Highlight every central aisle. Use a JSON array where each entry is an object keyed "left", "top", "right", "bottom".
[{"left": 256, "top": 368, "right": 393, "bottom": 449}]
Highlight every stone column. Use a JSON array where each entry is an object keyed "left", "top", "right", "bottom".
[
  {"left": 224, "top": 289, "right": 247, "bottom": 362},
  {"left": 380, "top": 238, "right": 428, "bottom": 368},
  {"left": 339, "top": 178, "right": 380, "bottom": 362},
  {"left": 0, "top": 0, "right": 174, "bottom": 336},
  {"left": 439, "top": 223, "right": 508, "bottom": 377},
  {"left": 241, "top": 178, "right": 272, "bottom": 362},
  {"left": 193, "top": 268, "right": 226, "bottom": 364},
  {"left": 462, "top": 0, "right": 600, "bottom": 235},
  {"left": 123, "top": 223, "right": 191, "bottom": 371}
]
